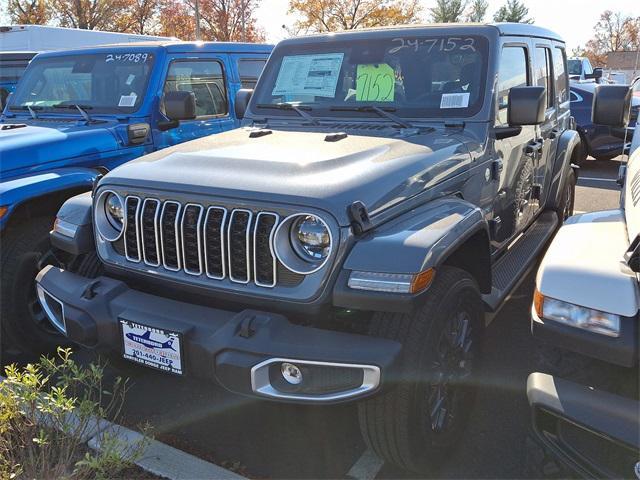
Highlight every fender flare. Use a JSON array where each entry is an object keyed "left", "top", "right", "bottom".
[
  {"left": 546, "top": 130, "right": 581, "bottom": 211},
  {"left": 333, "top": 197, "right": 491, "bottom": 313},
  {"left": 0, "top": 167, "right": 98, "bottom": 230}
]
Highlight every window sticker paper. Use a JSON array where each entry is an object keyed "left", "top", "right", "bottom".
[
  {"left": 356, "top": 64, "right": 395, "bottom": 102},
  {"left": 118, "top": 93, "right": 137, "bottom": 107},
  {"left": 272, "top": 53, "right": 344, "bottom": 98},
  {"left": 440, "top": 92, "right": 470, "bottom": 109}
]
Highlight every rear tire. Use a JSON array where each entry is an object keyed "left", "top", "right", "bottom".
[{"left": 357, "top": 267, "right": 484, "bottom": 473}]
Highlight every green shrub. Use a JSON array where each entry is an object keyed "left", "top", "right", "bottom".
[{"left": 0, "top": 348, "right": 148, "bottom": 480}]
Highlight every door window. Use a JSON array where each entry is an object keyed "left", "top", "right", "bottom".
[
  {"left": 496, "top": 46, "right": 529, "bottom": 125},
  {"left": 535, "top": 47, "right": 554, "bottom": 109},
  {"left": 164, "top": 60, "right": 228, "bottom": 117},
  {"left": 552, "top": 47, "right": 568, "bottom": 104},
  {"left": 238, "top": 59, "right": 266, "bottom": 89}
]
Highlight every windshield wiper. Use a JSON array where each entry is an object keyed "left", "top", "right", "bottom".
[
  {"left": 51, "top": 103, "right": 95, "bottom": 123},
  {"left": 329, "top": 105, "right": 413, "bottom": 129},
  {"left": 8, "top": 105, "right": 42, "bottom": 119},
  {"left": 255, "top": 103, "right": 320, "bottom": 126}
]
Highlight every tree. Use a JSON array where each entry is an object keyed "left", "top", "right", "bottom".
[
  {"left": 289, "top": 0, "right": 421, "bottom": 33},
  {"left": 575, "top": 11, "right": 640, "bottom": 67},
  {"left": 158, "top": 0, "right": 196, "bottom": 39},
  {"left": 465, "top": 0, "right": 487, "bottom": 23},
  {"left": 6, "top": 0, "right": 52, "bottom": 24},
  {"left": 118, "top": 0, "right": 162, "bottom": 35},
  {"left": 493, "top": 0, "right": 532, "bottom": 24},
  {"left": 429, "top": 0, "right": 466, "bottom": 23},
  {"left": 157, "top": 0, "right": 264, "bottom": 41},
  {"left": 51, "top": 0, "right": 132, "bottom": 31},
  {"left": 195, "top": 0, "right": 264, "bottom": 41}
]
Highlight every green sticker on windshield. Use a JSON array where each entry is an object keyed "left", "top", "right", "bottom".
[{"left": 356, "top": 64, "right": 395, "bottom": 102}]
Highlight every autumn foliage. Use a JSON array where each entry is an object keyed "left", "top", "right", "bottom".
[{"left": 5, "top": 0, "right": 265, "bottom": 41}]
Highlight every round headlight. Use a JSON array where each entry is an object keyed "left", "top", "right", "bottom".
[
  {"left": 95, "top": 190, "right": 125, "bottom": 242},
  {"left": 292, "top": 215, "right": 331, "bottom": 261},
  {"left": 273, "top": 213, "right": 333, "bottom": 275},
  {"left": 105, "top": 193, "right": 124, "bottom": 229}
]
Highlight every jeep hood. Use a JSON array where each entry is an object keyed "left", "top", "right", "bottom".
[
  {"left": 104, "top": 127, "right": 473, "bottom": 226},
  {"left": 0, "top": 121, "right": 119, "bottom": 176}
]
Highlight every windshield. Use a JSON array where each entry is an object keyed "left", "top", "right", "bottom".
[
  {"left": 567, "top": 59, "right": 582, "bottom": 76},
  {"left": 251, "top": 34, "right": 488, "bottom": 120},
  {"left": 8, "top": 52, "right": 155, "bottom": 114}
]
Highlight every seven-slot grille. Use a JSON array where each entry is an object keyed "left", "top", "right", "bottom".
[{"left": 121, "top": 196, "right": 280, "bottom": 287}]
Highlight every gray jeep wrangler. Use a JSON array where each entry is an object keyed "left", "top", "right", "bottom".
[{"left": 35, "top": 23, "right": 581, "bottom": 472}]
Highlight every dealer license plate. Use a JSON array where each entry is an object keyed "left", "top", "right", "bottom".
[{"left": 120, "top": 320, "right": 183, "bottom": 375}]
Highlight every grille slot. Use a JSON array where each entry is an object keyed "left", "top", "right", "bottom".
[
  {"left": 254, "top": 212, "right": 279, "bottom": 287},
  {"left": 204, "top": 207, "right": 227, "bottom": 279},
  {"left": 141, "top": 199, "right": 160, "bottom": 266},
  {"left": 160, "top": 201, "right": 181, "bottom": 271},
  {"left": 181, "top": 204, "right": 204, "bottom": 275},
  {"left": 228, "top": 209, "right": 253, "bottom": 284},
  {"left": 119, "top": 196, "right": 300, "bottom": 288},
  {"left": 124, "top": 196, "right": 141, "bottom": 262},
  {"left": 631, "top": 171, "right": 640, "bottom": 206}
]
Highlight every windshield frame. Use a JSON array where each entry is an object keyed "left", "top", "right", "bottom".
[
  {"left": 247, "top": 31, "right": 492, "bottom": 123},
  {"left": 7, "top": 49, "right": 158, "bottom": 116}
]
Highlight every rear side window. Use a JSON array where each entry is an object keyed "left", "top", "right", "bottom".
[
  {"left": 535, "top": 47, "right": 554, "bottom": 109},
  {"left": 496, "top": 46, "right": 529, "bottom": 125},
  {"left": 238, "top": 59, "right": 266, "bottom": 89},
  {"left": 164, "top": 60, "right": 228, "bottom": 117},
  {"left": 552, "top": 47, "right": 568, "bottom": 104}
]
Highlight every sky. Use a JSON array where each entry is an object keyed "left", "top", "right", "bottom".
[{"left": 255, "top": 0, "right": 640, "bottom": 51}]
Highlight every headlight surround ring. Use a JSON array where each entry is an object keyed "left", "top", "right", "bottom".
[
  {"left": 95, "top": 189, "right": 126, "bottom": 242},
  {"left": 273, "top": 213, "right": 333, "bottom": 275}
]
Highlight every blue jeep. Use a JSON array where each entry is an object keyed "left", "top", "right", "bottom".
[
  {"left": 0, "top": 51, "right": 37, "bottom": 108},
  {"left": 0, "top": 40, "right": 272, "bottom": 356}
]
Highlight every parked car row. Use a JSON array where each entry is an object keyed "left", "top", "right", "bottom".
[
  {"left": 0, "top": 22, "right": 637, "bottom": 479},
  {"left": 0, "top": 40, "right": 272, "bottom": 356}
]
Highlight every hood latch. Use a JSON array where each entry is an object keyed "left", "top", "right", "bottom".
[{"left": 348, "top": 201, "right": 373, "bottom": 235}]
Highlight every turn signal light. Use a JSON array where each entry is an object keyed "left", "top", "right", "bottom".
[
  {"left": 410, "top": 268, "right": 435, "bottom": 293},
  {"left": 533, "top": 288, "right": 544, "bottom": 318}
]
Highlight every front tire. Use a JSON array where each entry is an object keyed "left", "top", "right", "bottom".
[
  {"left": 358, "top": 267, "right": 484, "bottom": 473},
  {"left": 556, "top": 169, "right": 576, "bottom": 222},
  {"left": 1, "top": 217, "right": 69, "bottom": 358}
]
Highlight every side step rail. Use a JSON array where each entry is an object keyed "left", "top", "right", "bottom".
[{"left": 483, "top": 211, "right": 558, "bottom": 311}]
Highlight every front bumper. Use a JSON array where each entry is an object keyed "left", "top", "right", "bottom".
[
  {"left": 527, "top": 373, "right": 639, "bottom": 479},
  {"left": 531, "top": 309, "right": 638, "bottom": 368},
  {"left": 35, "top": 265, "right": 401, "bottom": 404}
]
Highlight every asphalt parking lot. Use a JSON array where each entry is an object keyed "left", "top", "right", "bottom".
[{"left": 4, "top": 157, "right": 625, "bottom": 479}]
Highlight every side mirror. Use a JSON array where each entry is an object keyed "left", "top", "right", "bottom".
[
  {"left": 234, "top": 88, "right": 253, "bottom": 120},
  {"left": 507, "top": 86, "right": 546, "bottom": 126},
  {"left": 592, "top": 85, "right": 631, "bottom": 127},
  {"left": 588, "top": 68, "right": 603, "bottom": 80},
  {"left": 164, "top": 90, "right": 196, "bottom": 121}
]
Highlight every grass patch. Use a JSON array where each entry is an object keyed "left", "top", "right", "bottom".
[{"left": 0, "top": 347, "right": 151, "bottom": 480}]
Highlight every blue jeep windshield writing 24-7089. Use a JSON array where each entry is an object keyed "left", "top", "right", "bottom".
[
  {"left": 253, "top": 35, "right": 488, "bottom": 119},
  {"left": 9, "top": 52, "right": 155, "bottom": 113}
]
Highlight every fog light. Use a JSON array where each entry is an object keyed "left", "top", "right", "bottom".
[{"left": 281, "top": 362, "right": 303, "bottom": 385}]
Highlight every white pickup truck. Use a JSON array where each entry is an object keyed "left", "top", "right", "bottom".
[
  {"left": 527, "top": 85, "right": 639, "bottom": 478},
  {"left": 568, "top": 56, "right": 604, "bottom": 83}
]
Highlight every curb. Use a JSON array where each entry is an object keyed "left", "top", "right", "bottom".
[
  {"left": 88, "top": 422, "right": 246, "bottom": 480},
  {"left": 1, "top": 375, "right": 247, "bottom": 480}
]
